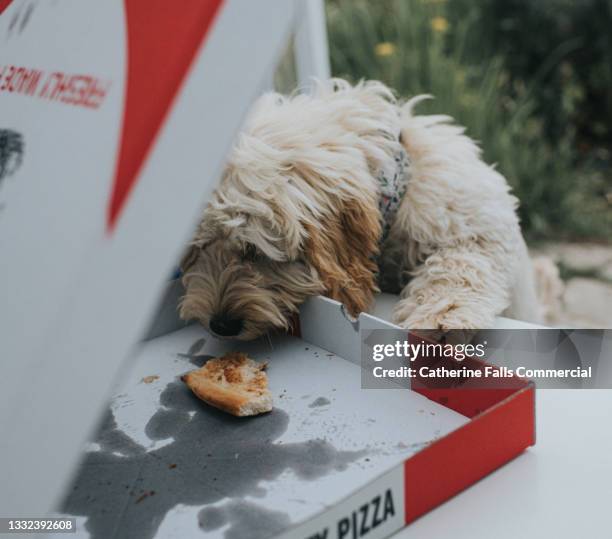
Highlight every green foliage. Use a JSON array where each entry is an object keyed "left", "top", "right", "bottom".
[
  {"left": 447, "top": 0, "right": 612, "bottom": 148},
  {"left": 325, "top": 0, "right": 612, "bottom": 242}
]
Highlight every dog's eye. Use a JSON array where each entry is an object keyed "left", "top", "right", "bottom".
[{"left": 243, "top": 243, "right": 259, "bottom": 262}]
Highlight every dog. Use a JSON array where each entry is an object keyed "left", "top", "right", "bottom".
[{"left": 179, "top": 79, "right": 555, "bottom": 340}]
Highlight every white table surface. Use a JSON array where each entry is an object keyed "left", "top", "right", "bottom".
[{"left": 392, "top": 390, "right": 612, "bottom": 538}]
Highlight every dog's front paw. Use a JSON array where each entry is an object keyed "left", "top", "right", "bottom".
[{"left": 392, "top": 303, "right": 494, "bottom": 331}]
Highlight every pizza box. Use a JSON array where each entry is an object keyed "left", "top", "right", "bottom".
[
  {"left": 57, "top": 287, "right": 536, "bottom": 539},
  {"left": 0, "top": 1, "right": 535, "bottom": 531}
]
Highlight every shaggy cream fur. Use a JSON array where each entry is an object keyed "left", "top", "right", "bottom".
[{"left": 180, "top": 79, "right": 552, "bottom": 339}]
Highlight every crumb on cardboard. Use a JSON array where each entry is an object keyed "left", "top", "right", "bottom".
[
  {"left": 142, "top": 375, "right": 159, "bottom": 384},
  {"left": 135, "top": 491, "right": 155, "bottom": 504}
]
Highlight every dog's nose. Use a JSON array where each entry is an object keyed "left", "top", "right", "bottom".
[{"left": 209, "top": 315, "right": 244, "bottom": 337}]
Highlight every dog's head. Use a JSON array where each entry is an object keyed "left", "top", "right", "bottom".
[{"left": 179, "top": 80, "right": 400, "bottom": 339}]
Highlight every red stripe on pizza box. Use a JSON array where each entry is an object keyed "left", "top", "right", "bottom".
[
  {"left": 402, "top": 335, "right": 535, "bottom": 524},
  {"left": 107, "top": 0, "right": 224, "bottom": 231},
  {"left": 410, "top": 354, "right": 531, "bottom": 418},
  {"left": 404, "top": 381, "right": 536, "bottom": 524},
  {"left": 0, "top": 0, "right": 14, "bottom": 15},
  {"left": 0, "top": 0, "right": 13, "bottom": 15}
]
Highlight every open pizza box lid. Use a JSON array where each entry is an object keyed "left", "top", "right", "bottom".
[
  {"left": 0, "top": 0, "right": 299, "bottom": 517},
  {"left": 0, "top": 1, "right": 535, "bottom": 537}
]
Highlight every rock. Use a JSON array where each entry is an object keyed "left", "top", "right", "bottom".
[
  {"left": 558, "top": 278, "right": 612, "bottom": 328},
  {"left": 602, "top": 262, "right": 612, "bottom": 282},
  {"left": 528, "top": 243, "right": 612, "bottom": 327},
  {"left": 532, "top": 243, "right": 612, "bottom": 273}
]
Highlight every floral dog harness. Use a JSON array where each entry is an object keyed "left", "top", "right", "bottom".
[{"left": 377, "top": 145, "right": 411, "bottom": 245}]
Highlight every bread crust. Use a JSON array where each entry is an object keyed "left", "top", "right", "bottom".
[{"left": 181, "top": 352, "right": 272, "bottom": 417}]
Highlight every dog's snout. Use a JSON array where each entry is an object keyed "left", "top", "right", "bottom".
[{"left": 209, "top": 315, "right": 244, "bottom": 337}]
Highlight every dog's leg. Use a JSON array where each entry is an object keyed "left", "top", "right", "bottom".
[
  {"left": 389, "top": 99, "right": 534, "bottom": 329},
  {"left": 392, "top": 243, "right": 514, "bottom": 330}
]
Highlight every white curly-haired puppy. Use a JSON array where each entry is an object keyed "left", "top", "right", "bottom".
[{"left": 179, "top": 79, "right": 551, "bottom": 340}]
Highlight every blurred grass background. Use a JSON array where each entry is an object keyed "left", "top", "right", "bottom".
[{"left": 325, "top": 0, "right": 612, "bottom": 243}]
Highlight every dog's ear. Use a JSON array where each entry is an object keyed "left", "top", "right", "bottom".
[{"left": 304, "top": 196, "right": 381, "bottom": 317}]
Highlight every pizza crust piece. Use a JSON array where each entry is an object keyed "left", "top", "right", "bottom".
[{"left": 181, "top": 352, "right": 273, "bottom": 417}]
